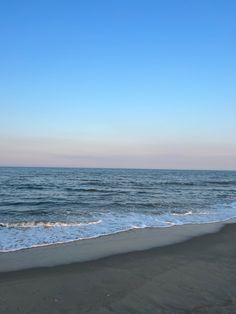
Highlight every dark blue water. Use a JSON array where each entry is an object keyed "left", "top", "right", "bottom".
[{"left": 0, "top": 167, "right": 236, "bottom": 251}]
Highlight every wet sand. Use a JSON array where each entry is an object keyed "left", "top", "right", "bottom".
[
  {"left": 0, "top": 221, "right": 224, "bottom": 272},
  {"left": 0, "top": 222, "right": 236, "bottom": 313}
]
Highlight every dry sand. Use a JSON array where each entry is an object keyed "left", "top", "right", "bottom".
[{"left": 0, "top": 221, "right": 236, "bottom": 313}]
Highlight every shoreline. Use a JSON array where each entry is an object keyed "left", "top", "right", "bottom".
[
  {"left": 1, "top": 218, "right": 235, "bottom": 272},
  {"left": 1, "top": 218, "right": 236, "bottom": 313}
]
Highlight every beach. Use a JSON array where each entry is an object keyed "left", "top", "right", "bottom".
[
  {"left": 1, "top": 0, "right": 236, "bottom": 312},
  {"left": 0, "top": 220, "right": 236, "bottom": 313}
]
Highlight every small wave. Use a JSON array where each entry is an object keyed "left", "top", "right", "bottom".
[
  {"left": 16, "top": 185, "right": 45, "bottom": 190},
  {"left": 205, "top": 180, "right": 236, "bottom": 185},
  {"left": 172, "top": 211, "right": 193, "bottom": 216},
  {"left": 65, "top": 187, "right": 115, "bottom": 193},
  {"left": 0, "top": 220, "right": 102, "bottom": 229},
  {"left": 0, "top": 209, "right": 50, "bottom": 216},
  {"left": 0, "top": 200, "right": 57, "bottom": 207},
  {"left": 80, "top": 180, "right": 109, "bottom": 186},
  {"left": 172, "top": 211, "right": 210, "bottom": 216},
  {"left": 80, "top": 179, "right": 101, "bottom": 182},
  {"left": 197, "top": 211, "right": 209, "bottom": 215},
  {"left": 161, "top": 181, "right": 195, "bottom": 186}
]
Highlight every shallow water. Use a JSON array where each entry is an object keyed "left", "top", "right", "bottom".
[{"left": 0, "top": 167, "right": 235, "bottom": 251}]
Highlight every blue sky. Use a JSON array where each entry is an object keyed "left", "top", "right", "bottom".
[{"left": 0, "top": 0, "right": 235, "bottom": 169}]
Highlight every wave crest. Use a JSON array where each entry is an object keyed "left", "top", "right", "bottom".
[{"left": 0, "top": 220, "right": 102, "bottom": 229}]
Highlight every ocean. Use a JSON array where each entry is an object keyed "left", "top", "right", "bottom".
[{"left": 0, "top": 167, "right": 235, "bottom": 252}]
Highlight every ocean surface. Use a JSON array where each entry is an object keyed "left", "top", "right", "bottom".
[{"left": 0, "top": 167, "right": 236, "bottom": 252}]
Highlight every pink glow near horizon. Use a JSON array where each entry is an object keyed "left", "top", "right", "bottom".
[{"left": 0, "top": 136, "right": 235, "bottom": 170}]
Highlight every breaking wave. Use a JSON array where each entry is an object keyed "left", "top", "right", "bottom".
[{"left": 0, "top": 220, "right": 102, "bottom": 229}]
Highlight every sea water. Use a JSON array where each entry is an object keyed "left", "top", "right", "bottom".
[{"left": 0, "top": 167, "right": 235, "bottom": 251}]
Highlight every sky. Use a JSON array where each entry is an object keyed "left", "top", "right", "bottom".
[{"left": 0, "top": 0, "right": 235, "bottom": 170}]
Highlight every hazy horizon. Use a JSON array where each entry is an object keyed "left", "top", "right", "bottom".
[
  {"left": 1, "top": 1, "right": 236, "bottom": 170},
  {"left": 0, "top": 162, "right": 235, "bottom": 172}
]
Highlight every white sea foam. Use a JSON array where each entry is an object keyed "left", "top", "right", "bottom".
[
  {"left": 1, "top": 168, "right": 235, "bottom": 252},
  {"left": 172, "top": 211, "right": 193, "bottom": 216},
  {"left": 1, "top": 202, "right": 236, "bottom": 252},
  {"left": 0, "top": 220, "right": 102, "bottom": 229}
]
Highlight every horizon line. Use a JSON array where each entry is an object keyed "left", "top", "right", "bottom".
[{"left": 0, "top": 165, "right": 235, "bottom": 172}]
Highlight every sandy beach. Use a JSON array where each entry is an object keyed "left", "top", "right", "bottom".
[
  {"left": 1, "top": 0, "right": 235, "bottom": 311},
  {"left": 0, "top": 221, "right": 236, "bottom": 313}
]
